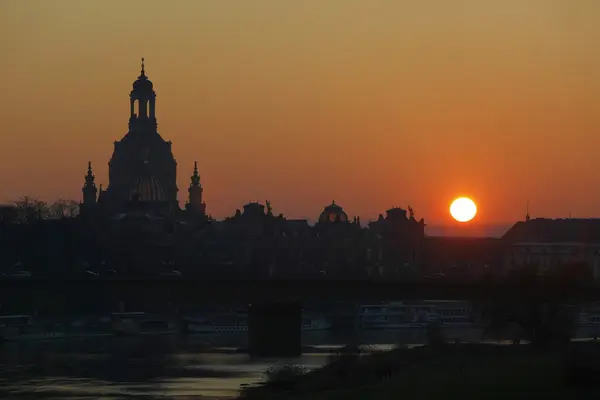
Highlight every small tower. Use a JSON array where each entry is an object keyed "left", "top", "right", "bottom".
[
  {"left": 186, "top": 161, "right": 206, "bottom": 217},
  {"left": 525, "top": 201, "right": 531, "bottom": 222},
  {"left": 128, "top": 57, "right": 157, "bottom": 133},
  {"left": 82, "top": 161, "right": 97, "bottom": 206}
]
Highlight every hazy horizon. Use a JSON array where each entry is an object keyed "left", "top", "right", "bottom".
[{"left": 2, "top": 1, "right": 600, "bottom": 225}]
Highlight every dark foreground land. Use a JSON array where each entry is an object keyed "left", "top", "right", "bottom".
[{"left": 240, "top": 341, "right": 600, "bottom": 399}]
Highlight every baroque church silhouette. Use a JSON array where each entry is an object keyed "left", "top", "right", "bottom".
[{"left": 81, "top": 58, "right": 206, "bottom": 218}]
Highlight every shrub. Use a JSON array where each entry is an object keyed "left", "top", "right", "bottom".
[{"left": 263, "top": 363, "right": 308, "bottom": 390}]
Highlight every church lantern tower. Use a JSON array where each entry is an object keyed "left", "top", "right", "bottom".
[
  {"left": 82, "top": 161, "right": 97, "bottom": 206},
  {"left": 186, "top": 161, "right": 206, "bottom": 217},
  {"left": 128, "top": 57, "right": 157, "bottom": 133},
  {"left": 104, "top": 58, "right": 179, "bottom": 215}
]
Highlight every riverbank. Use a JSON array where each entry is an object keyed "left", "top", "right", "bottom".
[{"left": 240, "top": 341, "right": 600, "bottom": 399}]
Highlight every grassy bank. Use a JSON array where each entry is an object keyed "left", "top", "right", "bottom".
[{"left": 240, "top": 342, "right": 600, "bottom": 399}]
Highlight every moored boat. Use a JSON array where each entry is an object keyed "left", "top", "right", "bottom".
[{"left": 184, "top": 314, "right": 332, "bottom": 334}]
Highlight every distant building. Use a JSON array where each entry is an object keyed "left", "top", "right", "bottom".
[
  {"left": 317, "top": 201, "right": 350, "bottom": 224},
  {"left": 502, "top": 218, "right": 600, "bottom": 279},
  {"left": 422, "top": 236, "right": 503, "bottom": 280},
  {"left": 368, "top": 207, "right": 426, "bottom": 277},
  {"left": 314, "top": 201, "right": 369, "bottom": 276}
]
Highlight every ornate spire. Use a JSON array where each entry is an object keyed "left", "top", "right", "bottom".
[
  {"left": 525, "top": 200, "right": 531, "bottom": 222},
  {"left": 141, "top": 57, "right": 145, "bottom": 76},
  {"left": 85, "top": 161, "right": 96, "bottom": 188},
  {"left": 187, "top": 161, "right": 206, "bottom": 216},
  {"left": 82, "top": 161, "right": 98, "bottom": 206},
  {"left": 190, "top": 161, "right": 200, "bottom": 187}
]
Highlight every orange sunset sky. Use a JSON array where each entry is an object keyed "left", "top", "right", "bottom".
[{"left": 1, "top": 0, "right": 600, "bottom": 225}]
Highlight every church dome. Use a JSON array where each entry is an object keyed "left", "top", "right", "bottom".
[
  {"left": 318, "top": 201, "right": 348, "bottom": 223},
  {"left": 132, "top": 58, "right": 153, "bottom": 92},
  {"left": 129, "top": 175, "right": 165, "bottom": 202},
  {"left": 243, "top": 202, "right": 265, "bottom": 217},
  {"left": 133, "top": 74, "right": 153, "bottom": 92}
]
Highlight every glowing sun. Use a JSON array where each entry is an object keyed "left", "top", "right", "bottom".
[{"left": 450, "top": 197, "right": 477, "bottom": 222}]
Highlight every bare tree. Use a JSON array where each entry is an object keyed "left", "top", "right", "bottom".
[
  {"left": 65, "top": 200, "right": 80, "bottom": 218},
  {"left": 49, "top": 199, "right": 68, "bottom": 218},
  {"left": 45, "top": 199, "right": 81, "bottom": 219},
  {"left": 13, "top": 196, "right": 50, "bottom": 223},
  {"left": 48, "top": 199, "right": 80, "bottom": 218}
]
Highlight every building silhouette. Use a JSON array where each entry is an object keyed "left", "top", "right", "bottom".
[
  {"left": 81, "top": 59, "right": 205, "bottom": 219},
  {"left": 4, "top": 60, "right": 600, "bottom": 282}
]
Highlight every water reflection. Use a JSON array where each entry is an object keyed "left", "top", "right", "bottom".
[
  {"left": 0, "top": 334, "right": 332, "bottom": 399},
  {"left": 2, "top": 328, "right": 598, "bottom": 399}
]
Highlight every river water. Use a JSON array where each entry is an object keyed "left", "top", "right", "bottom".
[{"left": 1, "top": 328, "right": 599, "bottom": 399}]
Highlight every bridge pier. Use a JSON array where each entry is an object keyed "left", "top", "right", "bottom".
[{"left": 247, "top": 301, "right": 302, "bottom": 357}]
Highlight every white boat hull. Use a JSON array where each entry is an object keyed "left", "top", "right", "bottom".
[{"left": 186, "top": 320, "right": 332, "bottom": 334}]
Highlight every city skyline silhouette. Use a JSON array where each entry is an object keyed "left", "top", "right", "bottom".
[
  {"left": 2, "top": 1, "right": 600, "bottom": 228},
  {"left": 3, "top": 4, "right": 600, "bottom": 398}
]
